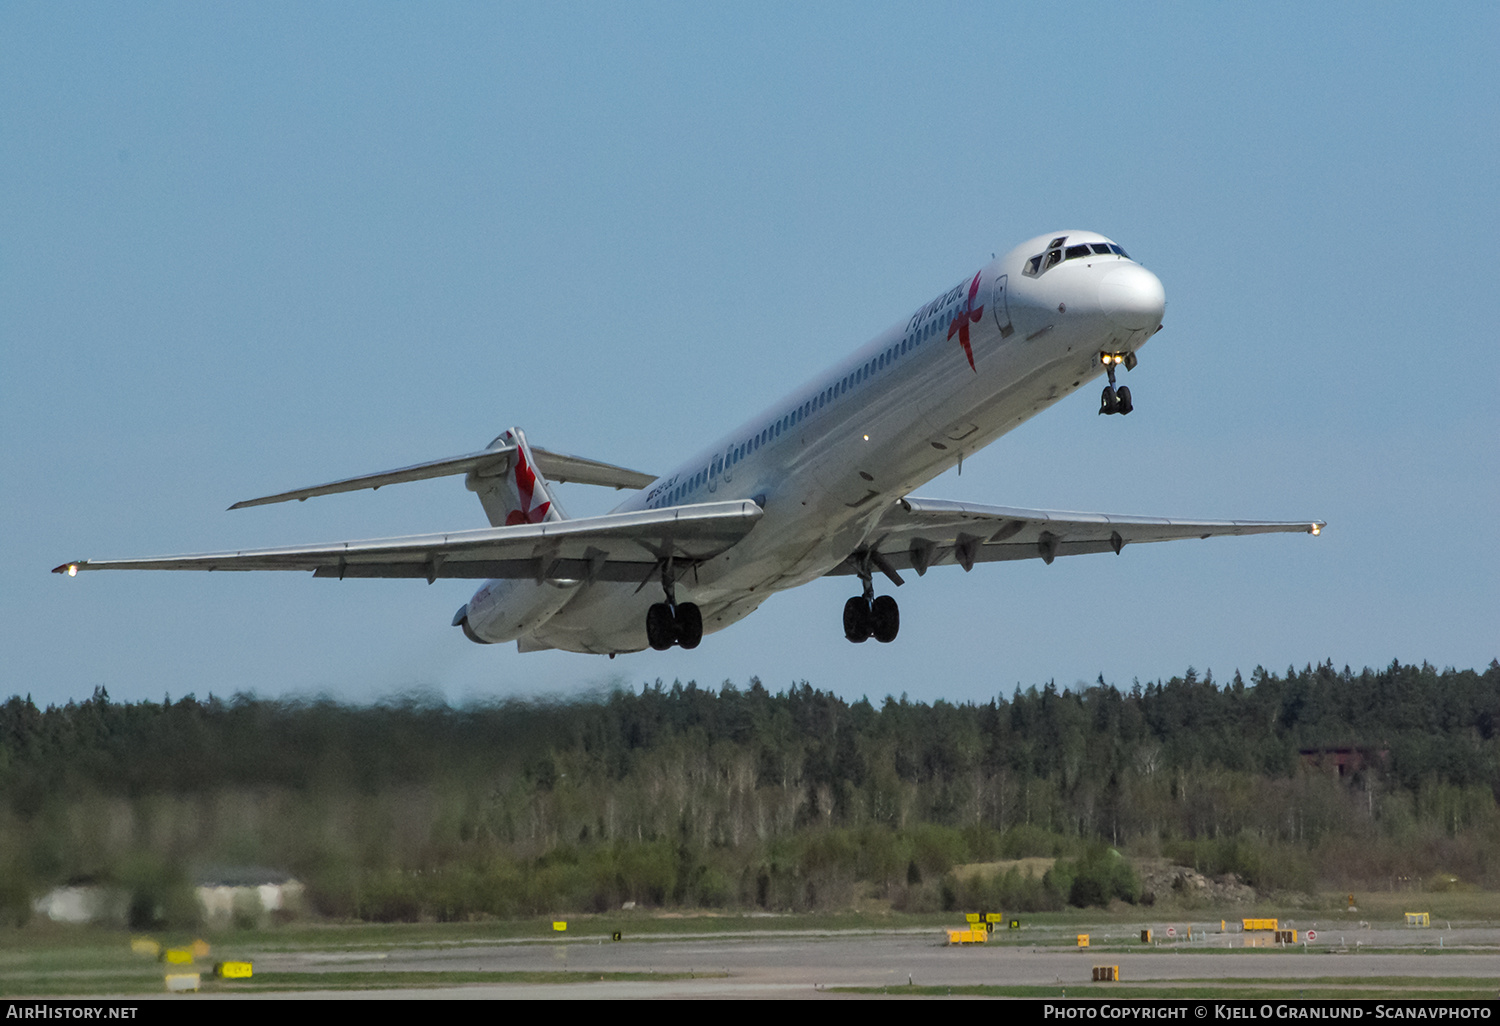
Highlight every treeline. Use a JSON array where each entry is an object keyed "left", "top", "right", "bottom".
[{"left": 1, "top": 659, "right": 1496, "bottom": 925}]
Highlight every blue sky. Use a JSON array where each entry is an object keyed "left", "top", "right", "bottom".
[{"left": 4, "top": 3, "right": 1496, "bottom": 709}]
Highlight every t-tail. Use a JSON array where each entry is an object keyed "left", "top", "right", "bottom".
[{"left": 467, "top": 428, "right": 569, "bottom": 527}]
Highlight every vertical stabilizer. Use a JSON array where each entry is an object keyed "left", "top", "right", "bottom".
[{"left": 466, "top": 428, "right": 570, "bottom": 528}]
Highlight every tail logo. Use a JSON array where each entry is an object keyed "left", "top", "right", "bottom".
[
  {"left": 505, "top": 448, "right": 552, "bottom": 526},
  {"left": 946, "top": 271, "right": 985, "bottom": 372}
]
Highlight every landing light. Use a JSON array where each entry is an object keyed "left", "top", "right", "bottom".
[
  {"left": 1310, "top": 524, "right": 1321, "bottom": 536},
  {"left": 67, "top": 564, "right": 77, "bottom": 577},
  {"left": 863, "top": 434, "right": 869, "bottom": 441}
]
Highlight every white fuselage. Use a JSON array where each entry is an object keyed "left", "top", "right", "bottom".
[{"left": 472, "top": 231, "right": 1166, "bottom": 654}]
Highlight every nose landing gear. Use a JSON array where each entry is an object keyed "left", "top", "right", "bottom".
[
  {"left": 1099, "top": 383, "right": 1132, "bottom": 415},
  {"left": 1098, "top": 351, "right": 1136, "bottom": 416}
]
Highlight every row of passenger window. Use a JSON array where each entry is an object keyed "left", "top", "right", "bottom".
[
  {"left": 651, "top": 300, "right": 959, "bottom": 508},
  {"left": 1023, "top": 238, "right": 1129, "bottom": 277}
]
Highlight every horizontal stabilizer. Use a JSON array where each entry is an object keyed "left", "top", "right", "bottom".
[{"left": 229, "top": 441, "right": 656, "bottom": 509}]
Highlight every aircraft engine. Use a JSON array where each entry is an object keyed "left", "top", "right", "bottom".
[{"left": 455, "top": 577, "right": 577, "bottom": 645}]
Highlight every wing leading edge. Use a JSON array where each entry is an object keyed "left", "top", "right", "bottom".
[
  {"left": 830, "top": 497, "right": 1323, "bottom": 577},
  {"left": 54, "top": 500, "right": 761, "bottom": 584}
]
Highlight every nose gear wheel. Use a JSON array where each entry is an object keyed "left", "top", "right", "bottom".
[
  {"left": 1100, "top": 384, "right": 1132, "bottom": 416},
  {"left": 1098, "top": 353, "right": 1135, "bottom": 416}
]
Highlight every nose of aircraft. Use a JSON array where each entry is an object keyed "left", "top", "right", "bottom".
[{"left": 1099, "top": 264, "right": 1166, "bottom": 331}]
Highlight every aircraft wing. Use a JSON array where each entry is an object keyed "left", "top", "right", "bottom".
[
  {"left": 54, "top": 501, "right": 761, "bottom": 584},
  {"left": 830, "top": 497, "right": 1323, "bottom": 580}
]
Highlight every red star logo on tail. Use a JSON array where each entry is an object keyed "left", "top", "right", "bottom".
[
  {"left": 947, "top": 271, "right": 985, "bottom": 372},
  {"left": 504, "top": 448, "right": 552, "bottom": 526}
]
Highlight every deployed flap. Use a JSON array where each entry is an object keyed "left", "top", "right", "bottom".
[
  {"left": 827, "top": 496, "right": 1323, "bottom": 576},
  {"left": 55, "top": 499, "right": 763, "bottom": 583},
  {"left": 228, "top": 435, "right": 655, "bottom": 510}
]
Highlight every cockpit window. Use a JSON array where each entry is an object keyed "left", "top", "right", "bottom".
[{"left": 1022, "top": 239, "right": 1131, "bottom": 277}]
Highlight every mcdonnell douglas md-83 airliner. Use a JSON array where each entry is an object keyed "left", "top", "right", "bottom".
[{"left": 56, "top": 231, "right": 1322, "bottom": 655}]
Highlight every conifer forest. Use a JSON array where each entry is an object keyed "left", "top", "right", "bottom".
[{"left": 2, "top": 659, "right": 1496, "bottom": 927}]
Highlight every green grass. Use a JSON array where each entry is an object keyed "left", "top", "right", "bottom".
[
  {"left": 0, "top": 911, "right": 952, "bottom": 962},
  {"left": 1331, "top": 890, "right": 1500, "bottom": 923},
  {"left": 2, "top": 969, "right": 717, "bottom": 997},
  {"left": 215, "top": 969, "right": 719, "bottom": 993},
  {"left": 1174, "top": 976, "right": 1499, "bottom": 987},
  {"left": 834, "top": 984, "right": 1498, "bottom": 999},
  {"left": 834, "top": 979, "right": 1500, "bottom": 999},
  {"left": 143, "top": 910, "right": 953, "bottom": 949}
]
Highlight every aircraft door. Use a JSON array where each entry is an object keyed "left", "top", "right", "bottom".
[{"left": 991, "top": 273, "right": 1014, "bottom": 338}]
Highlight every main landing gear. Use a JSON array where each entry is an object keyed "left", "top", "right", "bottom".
[
  {"left": 647, "top": 600, "right": 702, "bottom": 650},
  {"left": 645, "top": 559, "right": 703, "bottom": 651},
  {"left": 1098, "top": 351, "right": 1137, "bottom": 416},
  {"left": 843, "top": 557, "right": 899, "bottom": 644}
]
